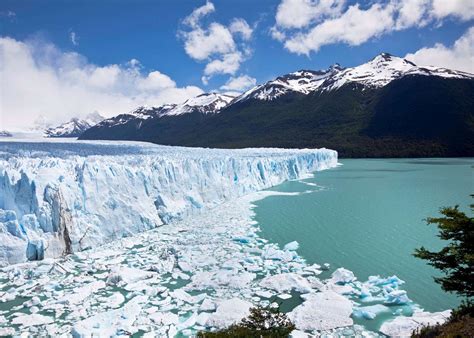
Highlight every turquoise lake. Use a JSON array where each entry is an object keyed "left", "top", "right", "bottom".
[{"left": 255, "top": 158, "right": 473, "bottom": 316}]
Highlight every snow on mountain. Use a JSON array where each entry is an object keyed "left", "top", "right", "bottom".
[
  {"left": 326, "top": 53, "right": 473, "bottom": 90},
  {"left": 97, "top": 105, "right": 176, "bottom": 128},
  {"left": 236, "top": 65, "right": 343, "bottom": 102},
  {"left": 96, "top": 93, "right": 235, "bottom": 128},
  {"left": 165, "top": 93, "right": 235, "bottom": 116},
  {"left": 44, "top": 112, "right": 104, "bottom": 138},
  {"left": 237, "top": 53, "right": 473, "bottom": 102},
  {"left": 0, "top": 139, "right": 337, "bottom": 264}
]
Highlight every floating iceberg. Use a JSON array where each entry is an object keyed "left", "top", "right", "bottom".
[
  {"left": 330, "top": 267, "right": 356, "bottom": 284},
  {"left": 0, "top": 140, "right": 337, "bottom": 265}
]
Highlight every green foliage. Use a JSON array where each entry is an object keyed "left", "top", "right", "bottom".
[
  {"left": 414, "top": 196, "right": 474, "bottom": 298},
  {"left": 197, "top": 306, "right": 295, "bottom": 338},
  {"left": 412, "top": 198, "right": 474, "bottom": 337},
  {"left": 451, "top": 300, "right": 474, "bottom": 320}
]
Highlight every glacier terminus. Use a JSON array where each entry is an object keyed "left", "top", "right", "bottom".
[{"left": 0, "top": 139, "right": 337, "bottom": 265}]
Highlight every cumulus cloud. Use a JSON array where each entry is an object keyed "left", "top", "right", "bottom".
[
  {"left": 179, "top": 1, "right": 253, "bottom": 83},
  {"left": 183, "top": 22, "right": 235, "bottom": 61},
  {"left": 229, "top": 18, "right": 253, "bottom": 40},
  {"left": 275, "top": 0, "right": 346, "bottom": 29},
  {"left": 284, "top": 3, "right": 395, "bottom": 55},
  {"left": 405, "top": 27, "right": 474, "bottom": 73},
  {"left": 220, "top": 75, "right": 257, "bottom": 91},
  {"left": 272, "top": 0, "right": 474, "bottom": 55},
  {"left": 0, "top": 37, "right": 203, "bottom": 130},
  {"left": 204, "top": 52, "right": 242, "bottom": 77},
  {"left": 395, "top": 0, "right": 431, "bottom": 29},
  {"left": 431, "top": 0, "right": 474, "bottom": 21},
  {"left": 182, "top": 1, "right": 215, "bottom": 28}
]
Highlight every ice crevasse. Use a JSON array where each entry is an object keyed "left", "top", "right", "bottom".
[{"left": 0, "top": 140, "right": 338, "bottom": 265}]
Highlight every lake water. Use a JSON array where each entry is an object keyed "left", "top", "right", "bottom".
[{"left": 256, "top": 158, "right": 473, "bottom": 320}]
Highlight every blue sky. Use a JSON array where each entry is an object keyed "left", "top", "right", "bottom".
[{"left": 1, "top": 0, "right": 473, "bottom": 129}]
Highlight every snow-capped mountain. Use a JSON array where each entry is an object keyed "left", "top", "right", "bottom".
[
  {"left": 237, "top": 53, "right": 473, "bottom": 102},
  {"left": 95, "top": 93, "right": 235, "bottom": 130},
  {"left": 166, "top": 92, "right": 235, "bottom": 116},
  {"left": 236, "top": 65, "right": 344, "bottom": 102},
  {"left": 44, "top": 112, "right": 104, "bottom": 137},
  {"left": 80, "top": 53, "right": 474, "bottom": 157}
]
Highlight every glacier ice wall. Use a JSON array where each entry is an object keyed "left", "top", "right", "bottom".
[{"left": 0, "top": 140, "right": 337, "bottom": 265}]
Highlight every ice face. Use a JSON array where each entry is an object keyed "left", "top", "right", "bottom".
[{"left": 0, "top": 140, "right": 338, "bottom": 265}]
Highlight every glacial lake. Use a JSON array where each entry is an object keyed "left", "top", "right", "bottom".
[{"left": 256, "top": 158, "right": 473, "bottom": 325}]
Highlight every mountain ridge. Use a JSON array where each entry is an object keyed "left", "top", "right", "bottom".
[{"left": 80, "top": 53, "right": 474, "bottom": 158}]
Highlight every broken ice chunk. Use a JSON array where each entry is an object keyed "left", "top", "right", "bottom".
[
  {"left": 72, "top": 295, "right": 147, "bottom": 337},
  {"left": 11, "top": 313, "right": 54, "bottom": 327},
  {"left": 352, "top": 304, "right": 390, "bottom": 320},
  {"left": 260, "top": 273, "right": 312, "bottom": 293},
  {"left": 149, "top": 311, "right": 179, "bottom": 326},
  {"left": 283, "top": 241, "right": 299, "bottom": 251},
  {"left": 384, "top": 289, "right": 411, "bottom": 305},
  {"left": 331, "top": 267, "right": 356, "bottom": 284},
  {"left": 200, "top": 298, "right": 216, "bottom": 312}
]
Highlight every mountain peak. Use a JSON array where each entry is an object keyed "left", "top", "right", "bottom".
[{"left": 44, "top": 113, "right": 105, "bottom": 138}]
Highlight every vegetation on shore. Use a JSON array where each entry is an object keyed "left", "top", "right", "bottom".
[{"left": 412, "top": 196, "right": 473, "bottom": 337}]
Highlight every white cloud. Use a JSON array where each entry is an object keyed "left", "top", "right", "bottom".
[
  {"left": 405, "top": 27, "right": 474, "bottom": 73},
  {"left": 275, "top": 0, "right": 346, "bottom": 29},
  {"left": 179, "top": 1, "right": 253, "bottom": 83},
  {"left": 431, "top": 0, "right": 474, "bottom": 21},
  {"left": 70, "top": 31, "right": 79, "bottom": 46},
  {"left": 220, "top": 75, "right": 257, "bottom": 91},
  {"left": 204, "top": 52, "right": 242, "bottom": 76},
  {"left": 229, "top": 18, "right": 253, "bottom": 40},
  {"left": 272, "top": 0, "right": 474, "bottom": 55},
  {"left": 284, "top": 3, "right": 396, "bottom": 55},
  {"left": 395, "top": 0, "right": 431, "bottom": 29},
  {"left": 183, "top": 22, "right": 236, "bottom": 61},
  {"left": 0, "top": 37, "right": 203, "bottom": 130},
  {"left": 183, "top": 1, "right": 215, "bottom": 28},
  {"left": 137, "top": 71, "right": 177, "bottom": 91},
  {"left": 269, "top": 26, "right": 286, "bottom": 42}
]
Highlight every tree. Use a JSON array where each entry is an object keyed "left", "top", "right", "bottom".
[{"left": 414, "top": 196, "right": 474, "bottom": 299}]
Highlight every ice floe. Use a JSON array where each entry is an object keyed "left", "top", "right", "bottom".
[
  {"left": 288, "top": 291, "right": 354, "bottom": 331},
  {"left": 380, "top": 310, "right": 451, "bottom": 337}
]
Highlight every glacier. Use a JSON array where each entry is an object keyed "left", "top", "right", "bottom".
[
  {"left": 0, "top": 139, "right": 337, "bottom": 265},
  {"left": 0, "top": 139, "right": 452, "bottom": 337}
]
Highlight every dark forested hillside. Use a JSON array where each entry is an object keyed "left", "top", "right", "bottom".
[{"left": 80, "top": 75, "right": 474, "bottom": 158}]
